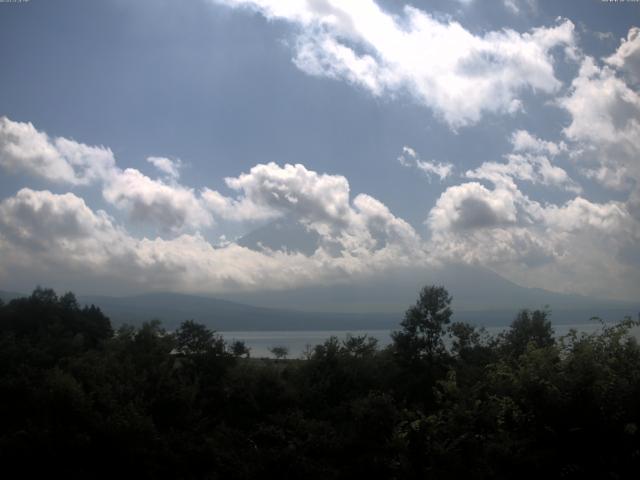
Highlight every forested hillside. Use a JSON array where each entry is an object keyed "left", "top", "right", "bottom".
[{"left": 1, "top": 287, "right": 639, "bottom": 479}]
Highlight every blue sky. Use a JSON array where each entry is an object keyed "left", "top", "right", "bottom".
[{"left": 0, "top": 0, "right": 639, "bottom": 301}]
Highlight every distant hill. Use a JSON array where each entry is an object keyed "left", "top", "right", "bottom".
[
  {"left": 77, "top": 292, "right": 398, "bottom": 331},
  {"left": 217, "top": 263, "right": 639, "bottom": 324},
  {"left": 2, "top": 287, "right": 637, "bottom": 332},
  {"left": 0, "top": 290, "right": 23, "bottom": 303},
  {"left": 2, "top": 289, "right": 397, "bottom": 330}
]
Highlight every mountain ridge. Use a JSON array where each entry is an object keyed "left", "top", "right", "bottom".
[{"left": 1, "top": 287, "right": 637, "bottom": 331}]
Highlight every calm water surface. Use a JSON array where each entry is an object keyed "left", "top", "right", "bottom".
[{"left": 221, "top": 322, "right": 633, "bottom": 358}]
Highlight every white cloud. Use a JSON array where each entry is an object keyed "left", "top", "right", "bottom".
[
  {"left": 467, "top": 153, "right": 578, "bottom": 192},
  {"left": 605, "top": 26, "right": 640, "bottom": 85},
  {"left": 415, "top": 159, "right": 453, "bottom": 181},
  {"left": 425, "top": 177, "right": 639, "bottom": 297},
  {"left": 464, "top": 129, "right": 578, "bottom": 192},
  {"left": 428, "top": 182, "right": 518, "bottom": 233},
  {"left": 146, "top": 156, "right": 182, "bottom": 179},
  {"left": 352, "top": 193, "right": 422, "bottom": 252},
  {"left": 0, "top": 188, "right": 426, "bottom": 295},
  {"left": 511, "top": 129, "right": 565, "bottom": 156},
  {"left": 558, "top": 53, "right": 640, "bottom": 191},
  {"left": 0, "top": 117, "right": 217, "bottom": 233},
  {"left": 205, "top": 162, "right": 422, "bottom": 256},
  {"left": 0, "top": 117, "right": 116, "bottom": 185},
  {"left": 201, "top": 187, "right": 277, "bottom": 222},
  {"left": 214, "top": 0, "right": 575, "bottom": 127},
  {"left": 224, "top": 162, "right": 354, "bottom": 230},
  {"left": 2, "top": 113, "right": 639, "bottom": 300},
  {"left": 502, "top": 0, "right": 538, "bottom": 16},
  {"left": 543, "top": 196, "right": 630, "bottom": 233},
  {"left": 397, "top": 145, "right": 452, "bottom": 181},
  {"left": 0, "top": 188, "right": 120, "bottom": 249},
  {"left": 103, "top": 168, "right": 214, "bottom": 232},
  {"left": 427, "top": 181, "right": 561, "bottom": 269},
  {"left": 0, "top": 117, "right": 424, "bottom": 247},
  {"left": 402, "top": 146, "right": 416, "bottom": 158}
]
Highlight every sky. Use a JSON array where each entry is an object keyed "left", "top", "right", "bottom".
[{"left": 0, "top": 0, "right": 639, "bottom": 301}]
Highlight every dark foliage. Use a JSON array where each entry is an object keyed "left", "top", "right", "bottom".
[{"left": 1, "top": 286, "right": 639, "bottom": 479}]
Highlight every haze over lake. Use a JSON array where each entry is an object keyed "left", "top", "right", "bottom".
[{"left": 223, "top": 322, "right": 631, "bottom": 358}]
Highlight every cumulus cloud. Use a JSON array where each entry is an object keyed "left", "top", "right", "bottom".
[
  {"left": 1, "top": 112, "right": 639, "bottom": 300},
  {"left": 558, "top": 53, "right": 640, "bottom": 191},
  {"left": 103, "top": 168, "right": 214, "bottom": 232},
  {"left": 605, "top": 27, "right": 640, "bottom": 85},
  {"left": 543, "top": 196, "right": 630, "bottom": 233},
  {"left": 0, "top": 188, "right": 120, "bottom": 251},
  {"left": 204, "top": 162, "right": 422, "bottom": 256},
  {"left": 425, "top": 175, "right": 639, "bottom": 297},
  {"left": 0, "top": 117, "right": 116, "bottom": 185},
  {"left": 104, "top": 171, "right": 212, "bottom": 232},
  {"left": 466, "top": 130, "right": 579, "bottom": 192},
  {"left": 428, "top": 182, "right": 518, "bottom": 232},
  {"left": 427, "top": 180, "right": 562, "bottom": 269},
  {"left": 0, "top": 117, "right": 217, "bottom": 232},
  {"left": 397, "top": 146, "right": 452, "bottom": 181},
  {"left": 201, "top": 187, "right": 278, "bottom": 223},
  {"left": 416, "top": 159, "right": 453, "bottom": 181},
  {"left": 418, "top": 39, "right": 640, "bottom": 296},
  {"left": 466, "top": 154, "right": 575, "bottom": 191},
  {"left": 0, "top": 188, "right": 426, "bottom": 295},
  {"left": 224, "top": 162, "right": 354, "bottom": 230},
  {"left": 0, "top": 115, "right": 424, "bottom": 247},
  {"left": 214, "top": 0, "right": 575, "bottom": 127},
  {"left": 146, "top": 156, "right": 182, "bottom": 179},
  {"left": 1, "top": 165, "right": 639, "bottom": 300},
  {"left": 424, "top": 55, "right": 639, "bottom": 289},
  {"left": 511, "top": 130, "right": 566, "bottom": 156}
]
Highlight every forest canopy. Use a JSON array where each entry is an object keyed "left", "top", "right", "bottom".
[{"left": 0, "top": 286, "right": 639, "bottom": 479}]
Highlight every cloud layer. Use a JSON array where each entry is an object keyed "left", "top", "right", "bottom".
[
  {"left": 0, "top": 117, "right": 116, "bottom": 185},
  {"left": 215, "top": 0, "right": 575, "bottom": 127},
  {"left": 1, "top": 12, "right": 639, "bottom": 301}
]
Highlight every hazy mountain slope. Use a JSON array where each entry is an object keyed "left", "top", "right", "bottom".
[
  {"left": 0, "top": 290, "right": 23, "bottom": 303},
  {"left": 218, "top": 263, "right": 636, "bottom": 317},
  {"left": 2, "top": 287, "right": 637, "bottom": 331},
  {"left": 224, "top": 218, "right": 640, "bottom": 323},
  {"left": 237, "top": 217, "right": 321, "bottom": 256},
  {"left": 77, "top": 292, "right": 397, "bottom": 331}
]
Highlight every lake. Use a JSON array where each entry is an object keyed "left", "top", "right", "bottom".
[{"left": 221, "top": 321, "right": 633, "bottom": 358}]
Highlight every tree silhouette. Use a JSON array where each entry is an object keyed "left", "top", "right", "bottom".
[
  {"left": 1, "top": 286, "right": 639, "bottom": 478},
  {"left": 501, "top": 308, "right": 554, "bottom": 357},
  {"left": 269, "top": 345, "right": 289, "bottom": 360},
  {"left": 229, "top": 339, "right": 250, "bottom": 358},
  {"left": 392, "top": 285, "right": 452, "bottom": 362},
  {"left": 174, "top": 319, "right": 225, "bottom": 356}
]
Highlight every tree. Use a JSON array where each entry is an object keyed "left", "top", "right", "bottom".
[
  {"left": 392, "top": 285, "right": 453, "bottom": 362},
  {"left": 501, "top": 308, "right": 554, "bottom": 357},
  {"left": 342, "top": 334, "right": 378, "bottom": 358},
  {"left": 174, "top": 320, "right": 225, "bottom": 356},
  {"left": 269, "top": 345, "right": 289, "bottom": 360},
  {"left": 59, "top": 292, "right": 80, "bottom": 311},
  {"left": 230, "top": 340, "right": 250, "bottom": 358}
]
